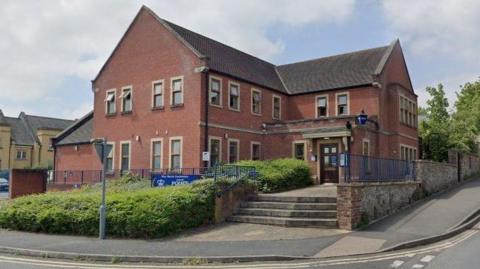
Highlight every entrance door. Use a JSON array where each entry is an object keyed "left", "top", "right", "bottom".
[{"left": 320, "top": 144, "right": 339, "bottom": 183}]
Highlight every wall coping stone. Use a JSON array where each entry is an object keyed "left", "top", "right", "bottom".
[
  {"left": 338, "top": 181, "right": 420, "bottom": 188},
  {"left": 414, "top": 159, "right": 457, "bottom": 167}
]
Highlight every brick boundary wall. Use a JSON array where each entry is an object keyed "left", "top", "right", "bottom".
[
  {"left": 9, "top": 169, "right": 47, "bottom": 199},
  {"left": 337, "top": 181, "right": 421, "bottom": 230}
]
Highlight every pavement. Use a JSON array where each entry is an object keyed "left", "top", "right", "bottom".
[
  {"left": 0, "top": 177, "right": 479, "bottom": 262},
  {"left": 0, "top": 191, "right": 7, "bottom": 199}
]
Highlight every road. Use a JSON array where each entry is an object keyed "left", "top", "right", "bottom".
[{"left": 0, "top": 227, "right": 478, "bottom": 268}]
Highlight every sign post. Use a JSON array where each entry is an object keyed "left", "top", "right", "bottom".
[{"left": 92, "top": 138, "right": 112, "bottom": 240}]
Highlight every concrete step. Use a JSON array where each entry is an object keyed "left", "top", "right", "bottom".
[
  {"left": 235, "top": 208, "right": 337, "bottom": 218},
  {"left": 241, "top": 201, "right": 337, "bottom": 210},
  {"left": 228, "top": 215, "right": 338, "bottom": 228},
  {"left": 253, "top": 195, "right": 337, "bottom": 204}
]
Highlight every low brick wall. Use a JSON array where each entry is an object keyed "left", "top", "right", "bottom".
[
  {"left": 9, "top": 169, "right": 47, "bottom": 199},
  {"left": 414, "top": 160, "right": 458, "bottom": 195},
  {"left": 215, "top": 182, "right": 257, "bottom": 223},
  {"left": 337, "top": 181, "right": 421, "bottom": 230}
]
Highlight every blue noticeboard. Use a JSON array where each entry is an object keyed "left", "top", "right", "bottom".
[{"left": 151, "top": 174, "right": 201, "bottom": 187}]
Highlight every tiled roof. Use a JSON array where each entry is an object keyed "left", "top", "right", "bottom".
[
  {"left": 53, "top": 112, "right": 93, "bottom": 146},
  {"left": 24, "top": 114, "right": 74, "bottom": 133},
  {"left": 146, "top": 6, "right": 396, "bottom": 95},
  {"left": 4, "top": 117, "right": 34, "bottom": 146},
  {"left": 276, "top": 46, "right": 389, "bottom": 94},
  {"left": 0, "top": 112, "right": 74, "bottom": 146},
  {"left": 161, "top": 19, "right": 287, "bottom": 93}
]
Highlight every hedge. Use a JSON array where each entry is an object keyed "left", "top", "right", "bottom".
[
  {"left": 237, "top": 158, "right": 313, "bottom": 193},
  {"left": 0, "top": 179, "right": 216, "bottom": 238}
]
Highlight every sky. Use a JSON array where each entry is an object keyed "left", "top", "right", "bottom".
[{"left": 1, "top": 0, "right": 479, "bottom": 119}]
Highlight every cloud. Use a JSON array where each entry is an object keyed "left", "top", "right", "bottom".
[
  {"left": 0, "top": 0, "right": 355, "bottom": 118},
  {"left": 381, "top": 0, "right": 480, "bottom": 107}
]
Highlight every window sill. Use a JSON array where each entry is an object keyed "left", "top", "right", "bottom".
[
  {"left": 105, "top": 113, "right": 117, "bottom": 118},
  {"left": 209, "top": 103, "right": 223, "bottom": 109},
  {"left": 251, "top": 112, "right": 262, "bottom": 117},
  {"left": 121, "top": 111, "right": 133, "bottom": 116},
  {"left": 152, "top": 106, "right": 165, "bottom": 111},
  {"left": 228, "top": 107, "right": 241, "bottom": 112},
  {"left": 170, "top": 103, "right": 184, "bottom": 109}
]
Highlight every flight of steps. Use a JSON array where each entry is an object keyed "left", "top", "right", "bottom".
[{"left": 228, "top": 194, "right": 338, "bottom": 228}]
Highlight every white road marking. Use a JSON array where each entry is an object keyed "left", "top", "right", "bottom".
[
  {"left": 0, "top": 229, "right": 474, "bottom": 269},
  {"left": 390, "top": 260, "right": 404, "bottom": 268},
  {"left": 406, "top": 253, "right": 416, "bottom": 258},
  {"left": 412, "top": 264, "right": 424, "bottom": 269},
  {"left": 420, "top": 255, "right": 435, "bottom": 263}
]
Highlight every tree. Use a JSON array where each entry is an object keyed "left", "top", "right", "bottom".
[
  {"left": 450, "top": 79, "right": 480, "bottom": 153},
  {"left": 419, "top": 84, "right": 451, "bottom": 162}
]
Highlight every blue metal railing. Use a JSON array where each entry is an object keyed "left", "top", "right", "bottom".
[
  {"left": 344, "top": 154, "right": 415, "bottom": 182},
  {"left": 51, "top": 165, "right": 257, "bottom": 187}
]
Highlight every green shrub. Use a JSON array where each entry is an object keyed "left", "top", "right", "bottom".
[
  {"left": 0, "top": 180, "right": 217, "bottom": 238},
  {"left": 237, "top": 158, "right": 312, "bottom": 193}
]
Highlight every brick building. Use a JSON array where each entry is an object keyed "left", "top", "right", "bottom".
[
  {"left": 53, "top": 6, "right": 418, "bottom": 184},
  {"left": 0, "top": 110, "right": 73, "bottom": 170}
]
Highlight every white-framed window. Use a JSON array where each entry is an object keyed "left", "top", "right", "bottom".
[
  {"left": 251, "top": 141, "right": 261, "bottom": 160},
  {"left": 292, "top": 141, "right": 307, "bottom": 161},
  {"left": 228, "top": 139, "right": 240, "bottom": 164},
  {"left": 16, "top": 150, "right": 27, "bottom": 160},
  {"left": 336, "top": 92, "right": 349, "bottom": 116},
  {"left": 120, "top": 86, "right": 133, "bottom": 113},
  {"left": 209, "top": 136, "right": 222, "bottom": 167},
  {"left": 272, "top": 95, "right": 281, "bottom": 120},
  {"left": 152, "top": 80, "right": 164, "bottom": 108},
  {"left": 151, "top": 138, "right": 163, "bottom": 171},
  {"left": 399, "top": 95, "right": 417, "bottom": 127},
  {"left": 316, "top": 95, "right": 328, "bottom": 118},
  {"left": 228, "top": 81, "right": 240, "bottom": 111},
  {"left": 105, "top": 89, "right": 116, "bottom": 115},
  {"left": 251, "top": 89, "right": 262, "bottom": 115},
  {"left": 209, "top": 76, "right": 222, "bottom": 107},
  {"left": 170, "top": 76, "right": 184, "bottom": 106},
  {"left": 400, "top": 144, "right": 417, "bottom": 161},
  {"left": 119, "top": 141, "right": 131, "bottom": 172},
  {"left": 169, "top": 137, "right": 183, "bottom": 169},
  {"left": 106, "top": 142, "right": 115, "bottom": 172}
]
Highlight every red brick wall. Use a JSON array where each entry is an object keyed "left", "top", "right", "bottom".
[
  {"left": 53, "top": 10, "right": 418, "bottom": 174},
  {"left": 9, "top": 169, "right": 47, "bottom": 199},
  {"left": 55, "top": 144, "right": 99, "bottom": 171},
  {"left": 287, "top": 86, "right": 379, "bottom": 120},
  {"left": 92, "top": 9, "right": 205, "bottom": 169}
]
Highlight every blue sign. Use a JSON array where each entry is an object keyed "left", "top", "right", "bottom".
[
  {"left": 357, "top": 114, "right": 368, "bottom": 125},
  {"left": 151, "top": 174, "right": 201, "bottom": 187}
]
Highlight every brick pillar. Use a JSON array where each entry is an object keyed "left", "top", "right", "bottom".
[
  {"left": 337, "top": 184, "right": 362, "bottom": 230},
  {"left": 9, "top": 169, "right": 47, "bottom": 199}
]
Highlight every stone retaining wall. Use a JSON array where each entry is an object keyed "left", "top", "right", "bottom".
[
  {"left": 414, "top": 160, "right": 458, "bottom": 195},
  {"left": 337, "top": 181, "right": 421, "bottom": 230},
  {"left": 214, "top": 182, "right": 257, "bottom": 223}
]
